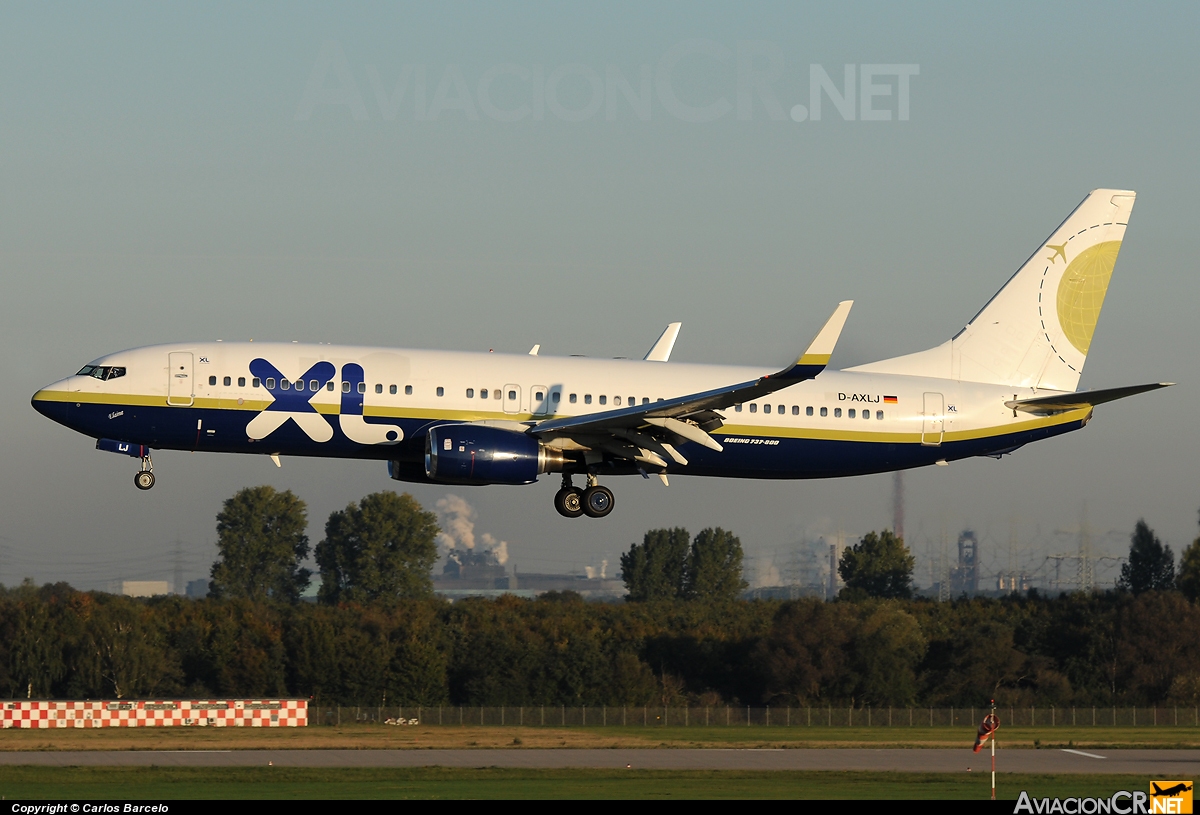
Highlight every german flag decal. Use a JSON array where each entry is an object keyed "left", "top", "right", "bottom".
[{"left": 884, "top": 395, "right": 898, "bottom": 403}]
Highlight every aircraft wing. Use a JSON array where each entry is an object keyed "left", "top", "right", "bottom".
[
  {"left": 1004, "top": 382, "right": 1173, "bottom": 414},
  {"left": 644, "top": 322, "right": 682, "bottom": 361},
  {"left": 529, "top": 302, "right": 852, "bottom": 465}
]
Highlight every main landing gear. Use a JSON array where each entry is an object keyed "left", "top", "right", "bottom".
[
  {"left": 134, "top": 453, "right": 155, "bottom": 491},
  {"left": 554, "top": 474, "right": 614, "bottom": 519}
]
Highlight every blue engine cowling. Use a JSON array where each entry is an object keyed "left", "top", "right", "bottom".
[{"left": 424, "top": 425, "right": 565, "bottom": 485}]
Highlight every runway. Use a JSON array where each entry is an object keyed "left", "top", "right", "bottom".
[{"left": 1, "top": 749, "right": 1197, "bottom": 774}]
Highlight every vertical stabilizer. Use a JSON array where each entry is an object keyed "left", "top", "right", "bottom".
[{"left": 849, "top": 189, "right": 1135, "bottom": 391}]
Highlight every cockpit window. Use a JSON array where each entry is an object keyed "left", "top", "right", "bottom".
[{"left": 77, "top": 365, "right": 126, "bottom": 381}]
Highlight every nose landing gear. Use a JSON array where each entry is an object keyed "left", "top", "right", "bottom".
[
  {"left": 134, "top": 453, "right": 155, "bottom": 490},
  {"left": 554, "top": 474, "right": 615, "bottom": 518}
]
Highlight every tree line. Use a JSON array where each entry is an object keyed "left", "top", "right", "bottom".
[
  {"left": 6, "top": 579, "right": 1200, "bottom": 707},
  {"left": 4, "top": 485, "right": 1200, "bottom": 707}
]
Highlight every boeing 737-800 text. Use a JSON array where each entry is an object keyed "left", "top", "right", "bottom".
[{"left": 32, "top": 189, "right": 1170, "bottom": 518}]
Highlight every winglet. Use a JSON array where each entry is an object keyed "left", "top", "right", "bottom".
[
  {"left": 644, "top": 323, "right": 682, "bottom": 362},
  {"left": 774, "top": 301, "right": 853, "bottom": 379}
]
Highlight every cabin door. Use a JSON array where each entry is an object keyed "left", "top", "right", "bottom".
[
  {"left": 167, "top": 352, "right": 194, "bottom": 406},
  {"left": 921, "top": 392, "right": 944, "bottom": 446}
]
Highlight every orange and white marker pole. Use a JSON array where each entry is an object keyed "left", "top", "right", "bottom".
[
  {"left": 991, "top": 700, "right": 996, "bottom": 801},
  {"left": 973, "top": 700, "right": 1000, "bottom": 800}
]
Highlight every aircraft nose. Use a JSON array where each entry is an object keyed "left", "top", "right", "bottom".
[{"left": 31, "top": 382, "right": 69, "bottom": 423}]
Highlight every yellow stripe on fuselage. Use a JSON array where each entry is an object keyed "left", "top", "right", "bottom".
[{"left": 37, "top": 389, "right": 1089, "bottom": 446}]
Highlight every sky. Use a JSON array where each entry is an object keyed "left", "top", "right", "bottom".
[{"left": 1, "top": 1, "right": 1197, "bottom": 592}]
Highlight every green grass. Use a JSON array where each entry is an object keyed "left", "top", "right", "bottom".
[{"left": 0, "top": 767, "right": 1156, "bottom": 799}]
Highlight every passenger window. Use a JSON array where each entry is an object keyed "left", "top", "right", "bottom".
[
  {"left": 599, "top": 395, "right": 607, "bottom": 405},
  {"left": 876, "top": 410, "right": 884, "bottom": 420},
  {"left": 820, "top": 407, "right": 827, "bottom": 417},
  {"left": 466, "top": 388, "right": 474, "bottom": 398},
  {"left": 792, "top": 405, "right": 799, "bottom": 415},
  {"left": 357, "top": 382, "right": 366, "bottom": 394},
  {"left": 390, "top": 385, "right": 397, "bottom": 395},
  {"left": 405, "top": 385, "right": 413, "bottom": 395},
  {"left": 209, "top": 376, "right": 217, "bottom": 386},
  {"left": 642, "top": 398, "right": 649, "bottom": 405},
  {"left": 749, "top": 404, "right": 757, "bottom": 413},
  {"left": 266, "top": 378, "right": 276, "bottom": 389},
  {"left": 834, "top": 408, "right": 842, "bottom": 418},
  {"left": 628, "top": 397, "right": 634, "bottom": 405},
  {"left": 311, "top": 380, "right": 319, "bottom": 392},
  {"left": 437, "top": 387, "right": 444, "bottom": 397},
  {"left": 252, "top": 378, "right": 260, "bottom": 388},
  {"left": 508, "top": 390, "right": 517, "bottom": 401},
  {"left": 480, "top": 389, "right": 488, "bottom": 399},
  {"left": 570, "top": 394, "right": 577, "bottom": 403},
  {"left": 374, "top": 384, "right": 382, "bottom": 394},
  {"left": 326, "top": 382, "right": 334, "bottom": 391},
  {"left": 863, "top": 411, "right": 870, "bottom": 420},
  {"left": 223, "top": 376, "right": 231, "bottom": 387},
  {"left": 778, "top": 405, "right": 785, "bottom": 415},
  {"left": 763, "top": 404, "right": 771, "bottom": 414},
  {"left": 584, "top": 395, "right": 592, "bottom": 405},
  {"left": 342, "top": 382, "right": 350, "bottom": 393},
  {"left": 613, "top": 396, "right": 621, "bottom": 406},
  {"left": 806, "top": 406, "right": 813, "bottom": 416},
  {"left": 535, "top": 391, "right": 544, "bottom": 401},
  {"left": 848, "top": 409, "right": 856, "bottom": 418},
  {"left": 552, "top": 392, "right": 560, "bottom": 403},
  {"left": 238, "top": 377, "right": 246, "bottom": 387},
  {"left": 280, "top": 379, "right": 290, "bottom": 391},
  {"left": 734, "top": 404, "right": 742, "bottom": 412}
]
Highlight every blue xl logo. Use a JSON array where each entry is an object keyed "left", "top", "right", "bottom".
[{"left": 244, "top": 359, "right": 402, "bottom": 445}]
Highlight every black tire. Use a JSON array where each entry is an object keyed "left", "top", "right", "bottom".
[
  {"left": 581, "top": 485, "right": 615, "bottom": 518},
  {"left": 134, "top": 471, "right": 155, "bottom": 491},
  {"left": 554, "top": 487, "right": 584, "bottom": 518}
]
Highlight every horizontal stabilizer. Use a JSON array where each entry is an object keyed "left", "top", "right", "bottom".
[{"left": 1005, "top": 382, "right": 1173, "bottom": 414}]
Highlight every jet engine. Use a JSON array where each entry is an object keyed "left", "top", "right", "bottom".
[{"left": 424, "top": 424, "right": 566, "bottom": 485}]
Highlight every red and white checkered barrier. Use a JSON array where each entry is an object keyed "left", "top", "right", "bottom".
[{"left": 1, "top": 700, "right": 307, "bottom": 728}]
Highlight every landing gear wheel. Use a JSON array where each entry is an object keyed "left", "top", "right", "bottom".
[
  {"left": 134, "top": 471, "right": 156, "bottom": 491},
  {"left": 581, "top": 485, "right": 615, "bottom": 518},
  {"left": 554, "top": 487, "right": 584, "bottom": 518}
]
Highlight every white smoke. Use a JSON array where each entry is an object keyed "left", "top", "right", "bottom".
[
  {"left": 584, "top": 559, "right": 608, "bottom": 580},
  {"left": 479, "top": 533, "right": 508, "bottom": 566},
  {"left": 435, "top": 494, "right": 476, "bottom": 550},
  {"left": 435, "top": 494, "right": 510, "bottom": 565}
]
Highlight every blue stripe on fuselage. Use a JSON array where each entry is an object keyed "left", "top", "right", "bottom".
[{"left": 56, "top": 401, "right": 1082, "bottom": 479}]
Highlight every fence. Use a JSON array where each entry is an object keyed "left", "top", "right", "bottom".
[{"left": 308, "top": 705, "right": 1200, "bottom": 728}]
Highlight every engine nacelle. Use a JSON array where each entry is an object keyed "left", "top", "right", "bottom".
[{"left": 424, "top": 424, "right": 566, "bottom": 485}]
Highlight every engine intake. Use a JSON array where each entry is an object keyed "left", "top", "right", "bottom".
[{"left": 425, "top": 425, "right": 565, "bottom": 485}]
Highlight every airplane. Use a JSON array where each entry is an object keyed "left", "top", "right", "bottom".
[
  {"left": 1152, "top": 783, "right": 1193, "bottom": 798},
  {"left": 31, "top": 189, "right": 1172, "bottom": 519}
]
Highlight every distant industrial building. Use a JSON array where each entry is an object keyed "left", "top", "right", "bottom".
[
  {"left": 433, "top": 549, "right": 623, "bottom": 600},
  {"left": 118, "top": 580, "right": 169, "bottom": 597},
  {"left": 186, "top": 579, "right": 209, "bottom": 599}
]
